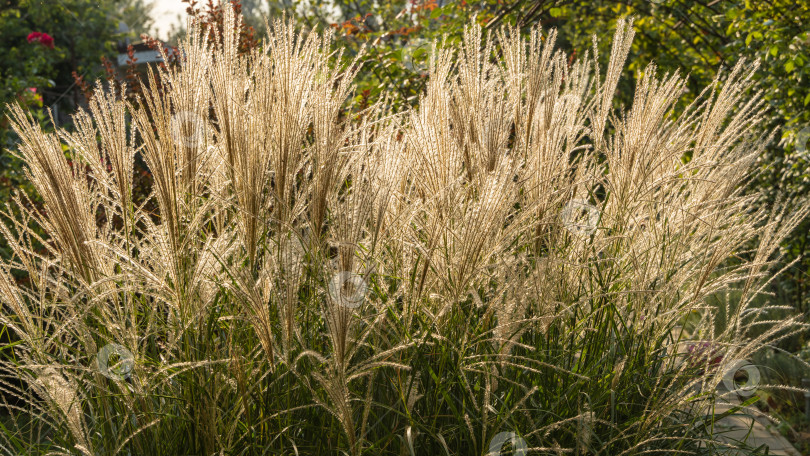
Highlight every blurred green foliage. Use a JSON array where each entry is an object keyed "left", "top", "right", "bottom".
[{"left": 0, "top": 0, "right": 127, "bottom": 119}]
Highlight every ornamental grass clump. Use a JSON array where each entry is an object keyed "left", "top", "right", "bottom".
[{"left": 0, "top": 6, "right": 807, "bottom": 455}]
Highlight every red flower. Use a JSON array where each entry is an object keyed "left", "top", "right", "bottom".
[
  {"left": 27, "top": 31, "right": 54, "bottom": 49},
  {"left": 18, "top": 87, "right": 43, "bottom": 107}
]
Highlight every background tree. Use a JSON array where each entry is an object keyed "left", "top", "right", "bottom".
[{"left": 117, "top": 0, "right": 156, "bottom": 38}]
